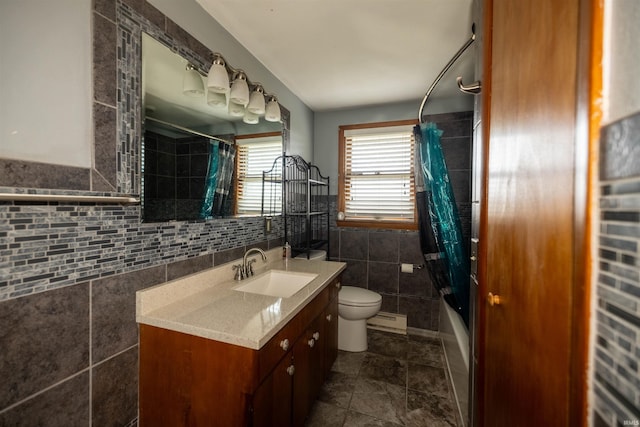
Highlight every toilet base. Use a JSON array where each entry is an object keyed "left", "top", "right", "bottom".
[{"left": 338, "top": 316, "right": 368, "bottom": 352}]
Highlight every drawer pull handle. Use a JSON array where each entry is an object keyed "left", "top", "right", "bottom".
[
  {"left": 326, "top": 314, "right": 332, "bottom": 322},
  {"left": 313, "top": 332, "right": 320, "bottom": 341},
  {"left": 308, "top": 338, "right": 315, "bottom": 348},
  {"left": 286, "top": 365, "right": 295, "bottom": 376},
  {"left": 280, "top": 339, "right": 290, "bottom": 351},
  {"left": 335, "top": 282, "right": 340, "bottom": 288}
]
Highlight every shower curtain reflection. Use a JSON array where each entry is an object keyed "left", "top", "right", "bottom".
[
  {"left": 414, "top": 122, "right": 470, "bottom": 326},
  {"left": 200, "top": 141, "right": 236, "bottom": 219}
]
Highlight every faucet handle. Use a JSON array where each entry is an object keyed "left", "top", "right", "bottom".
[{"left": 232, "top": 264, "right": 243, "bottom": 281}]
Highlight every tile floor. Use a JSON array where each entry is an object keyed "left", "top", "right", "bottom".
[{"left": 304, "top": 329, "right": 460, "bottom": 427}]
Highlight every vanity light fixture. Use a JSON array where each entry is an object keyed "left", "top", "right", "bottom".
[
  {"left": 228, "top": 100, "right": 246, "bottom": 117},
  {"left": 206, "top": 89, "right": 227, "bottom": 107},
  {"left": 264, "top": 96, "right": 281, "bottom": 122},
  {"left": 243, "top": 109, "right": 259, "bottom": 124},
  {"left": 207, "top": 54, "right": 229, "bottom": 93},
  {"left": 183, "top": 64, "right": 205, "bottom": 97},
  {"left": 247, "top": 84, "right": 266, "bottom": 115},
  {"left": 201, "top": 52, "right": 279, "bottom": 123},
  {"left": 229, "top": 71, "right": 250, "bottom": 106}
]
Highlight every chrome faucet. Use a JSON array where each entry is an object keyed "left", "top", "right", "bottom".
[{"left": 235, "top": 247, "right": 267, "bottom": 280}]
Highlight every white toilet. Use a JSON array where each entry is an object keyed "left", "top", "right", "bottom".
[{"left": 338, "top": 286, "right": 382, "bottom": 352}]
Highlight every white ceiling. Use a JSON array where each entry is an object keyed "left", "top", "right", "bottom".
[{"left": 195, "top": 0, "right": 475, "bottom": 112}]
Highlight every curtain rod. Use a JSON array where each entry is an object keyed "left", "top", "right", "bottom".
[
  {"left": 145, "top": 117, "right": 233, "bottom": 144},
  {"left": 418, "top": 26, "right": 476, "bottom": 124}
]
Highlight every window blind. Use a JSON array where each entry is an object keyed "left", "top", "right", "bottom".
[
  {"left": 343, "top": 126, "right": 415, "bottom": 221},
  {"left": 236, "top": 138, "right": 282, "bottom": 215}
]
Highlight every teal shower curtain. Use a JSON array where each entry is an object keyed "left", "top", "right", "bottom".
[
  {"left": 200, "top": 141, "right": 236, "bottom": 219},
  {"left": 415, "top": 122, "right": 470, "bottom": 326}
]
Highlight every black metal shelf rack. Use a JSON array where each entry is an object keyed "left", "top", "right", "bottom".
[{"left": 262, "top": 155, "right": 330, "bottom": 259}]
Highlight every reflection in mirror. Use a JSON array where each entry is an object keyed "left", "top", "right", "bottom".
[
  {"left": 141, "top": 33, "right": 284, "bottom": 222},
  {"left": 235, "top": 132, "right": 283, "bottom": 217}
]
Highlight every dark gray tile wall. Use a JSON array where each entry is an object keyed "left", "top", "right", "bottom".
[
  {"left": 0, "top": 372, "right": 90, "bottom": 427},
  {"left": 92, "top": 348, "right": 139, "bottom": 426},
  {"left": 594, "top": 111, "right": 640, "bottom": 425},
  {"left": 143, "top": 131, "right": 211, "bottom": 221},
  {"left": 330, "top": 111, "right": 473, "bottom": 331},
  {"left": 0, "top": 283, "right": 90, "bottom": 409},
  {"left": 426, "top": 111, "right": 474, "bottom": 250},
  {"left": 331, "top": 225, "right": 441, "bottom": 331},
  {"left": 0, "top": 160, "right": 91, "bottom": 191}
]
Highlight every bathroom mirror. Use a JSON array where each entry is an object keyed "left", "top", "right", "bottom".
[{"left": 141, "top": 33, "right": 288, "bottom": 222}]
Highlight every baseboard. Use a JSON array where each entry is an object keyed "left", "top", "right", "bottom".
[
  {"left": 367, "top": 312, "right": 407, "bottom": 335},
  {"left": 406, "top": 327, "right": 439, "bottom": 339}
]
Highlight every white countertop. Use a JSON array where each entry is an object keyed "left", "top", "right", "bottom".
[{"left": 136, "top": 248, "right": 346, "bottom": 350}]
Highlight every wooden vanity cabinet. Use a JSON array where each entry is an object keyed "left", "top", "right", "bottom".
[
  {"left": 256, "top": 277, "right": 340, "bottom": 427},
  {"left": 139, "top": 276, "right": 341, "bottom": 427}
]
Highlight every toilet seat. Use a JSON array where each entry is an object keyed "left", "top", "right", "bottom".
[{"left": 339, "top": 286, "right": 382, "bottom": 307}]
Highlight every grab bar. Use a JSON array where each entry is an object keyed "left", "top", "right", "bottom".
[
  {"left": 418, "top": 25, "right": 478, "bottom": 124},
  {"left": 0, "top": 193, "right": 139, "bottom": 204}
]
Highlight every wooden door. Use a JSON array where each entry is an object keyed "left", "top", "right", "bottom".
[{"left": 477, "top": 0, "right": 589, "bottom": 425}]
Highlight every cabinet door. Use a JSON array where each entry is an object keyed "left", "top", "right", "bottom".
[
  {"left": 322, "top": 297, "right": 339, "bottom": 378},
  {"left": 252, "top": 354, "right": 294, "bottom": 427},
  {"left": 307, "top": 314, "right": 325, "bottom": 401},
  {"left": 292, "top": 325, "right": 315, "bottom": 427}
]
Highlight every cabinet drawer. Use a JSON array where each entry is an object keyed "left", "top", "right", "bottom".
[{"left": 258, "top": 285, "right": 331, "bottom": 382}]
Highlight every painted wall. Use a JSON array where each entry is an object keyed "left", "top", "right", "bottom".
[
  {"left": 602, "top": 0, "right": 640, "bottom": 124},
  {"left": 313, "top": 96, "right": 474, "bottom": 194},
  {"left": 0, "top": 1, "right": 92, "bottom": 168}
]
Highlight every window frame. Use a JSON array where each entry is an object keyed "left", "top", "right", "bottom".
[{"left": 338, "top": 119, "right": 418, "bottom": 230}]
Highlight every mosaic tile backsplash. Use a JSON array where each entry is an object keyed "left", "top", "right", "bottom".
[
  {"left": 593, "top": 111, "right": 640, "bottom": 426},
  {"left": 0, "top": 202, "right": 281, "bottom": 300}
]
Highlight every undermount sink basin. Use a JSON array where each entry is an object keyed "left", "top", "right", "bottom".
[{"left": 233, "top": 270, "right": 318, "bottom": 298}]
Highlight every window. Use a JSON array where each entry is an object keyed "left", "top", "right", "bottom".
[
  {"left": 235, "top": 133, "right": 282, "bottom": 215},
  {"left": 338, "top": 120, "right": 418, "bottom": 229}
]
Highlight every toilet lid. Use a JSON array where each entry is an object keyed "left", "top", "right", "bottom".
[
  {"left": 339, "top": 286, "right": 382, "bottom": 306},
  {"left": 294, "top": 250, "right": 326, "bottom": 260}
]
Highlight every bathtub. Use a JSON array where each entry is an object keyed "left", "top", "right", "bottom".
[{"left": 439, "top": 298, "right": 469, "bottom": 426}]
